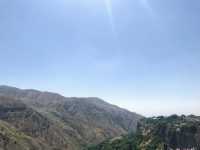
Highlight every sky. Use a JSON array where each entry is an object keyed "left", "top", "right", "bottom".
[{"left": 0, "top": 0, "right": 200, "bottom": 116}]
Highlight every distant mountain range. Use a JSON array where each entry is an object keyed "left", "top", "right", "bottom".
[{"left": 0, "top": 85, "right": 142, "bottom": 150}]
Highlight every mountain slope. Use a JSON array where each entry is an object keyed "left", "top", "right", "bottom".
[
  {"left": 0, "top": 120, "right": 51, "bottom": 150},
  {"left": 0, "top": 85, "right": 142, "bottom": 150},
  {"left": 0, "top": 95, "right": 78, "bottom": 150},
  {"left": 86, "top": 115, "right": 200, "bottom": 150}
]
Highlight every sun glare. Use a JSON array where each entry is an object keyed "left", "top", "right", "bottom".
[{"left": 104, "top": 0, "right": 117, "bottom": 35}]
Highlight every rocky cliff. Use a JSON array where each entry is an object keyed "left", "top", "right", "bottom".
[{"left": 86, "top": 115, "right": 200, "bottom": 150}]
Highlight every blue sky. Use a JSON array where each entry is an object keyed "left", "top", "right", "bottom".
[{"left": 0, "top": 0, "right": 200, "bottom": 116}]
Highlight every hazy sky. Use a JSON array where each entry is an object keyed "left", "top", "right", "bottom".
[{"left": 0, "top": 0, "right": 200, "bottom": 116}]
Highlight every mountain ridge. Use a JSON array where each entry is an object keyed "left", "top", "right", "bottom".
[
  {"left": 0, "top": 85, "right": 139, "bottom": 114},
  {"left": 0, "top": 85, "right": 142, "bottom": 150}
]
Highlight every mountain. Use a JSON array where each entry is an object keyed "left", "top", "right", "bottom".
[
  {"left": 0, "top": 119, "right": 50, "bottom": 150},
  {"left": 86, "top": 115, "right": 200, "bottom": 150},
  {"left": 0, "top": 85, "right": 142, "bottom": 150}
]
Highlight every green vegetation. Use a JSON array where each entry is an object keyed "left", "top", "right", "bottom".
[
  {"left": 85, "top": 115, "right": 200, "bottom": 150},
  {"left": 85, "top": 134, "right": 137, "bottom": 150}
]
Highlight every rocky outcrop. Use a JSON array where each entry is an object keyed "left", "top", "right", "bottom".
[
  {"left": 86, "top": 115, "right": 200, "bottom": 150},
  {"left": 137, "top": 115, "right": 200, "bottom": 150}
]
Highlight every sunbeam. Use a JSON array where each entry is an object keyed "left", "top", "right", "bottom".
[{"left": 104, "top": 0, "right": 116, "bottom": 35}]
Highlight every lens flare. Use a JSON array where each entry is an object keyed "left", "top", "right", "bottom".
[{"left": 104, "top": 0, "right": 116, "bottom": 35}]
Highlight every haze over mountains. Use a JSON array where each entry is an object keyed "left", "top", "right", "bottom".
[
  {"left": 0, "top": 85, "right": 142, "bottom": 150},
  {"left": 1, "top": 0, "right": 200, "bottom": 117},
  {"left": 0, "top": 85, "right": 199, "bottom": 150},
  {"left": 1, "top": 0, "right": 199, "bottom": 149}
]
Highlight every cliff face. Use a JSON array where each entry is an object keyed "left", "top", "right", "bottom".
[
  {"left": 0, "top": 86, "right": 142, "bottom": 150},
  {"left": 137, "top": 115, "right": 200, "bottom": 150},
  {"left": 86, "top": 115, "right": 200, "bottom": 150}
]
